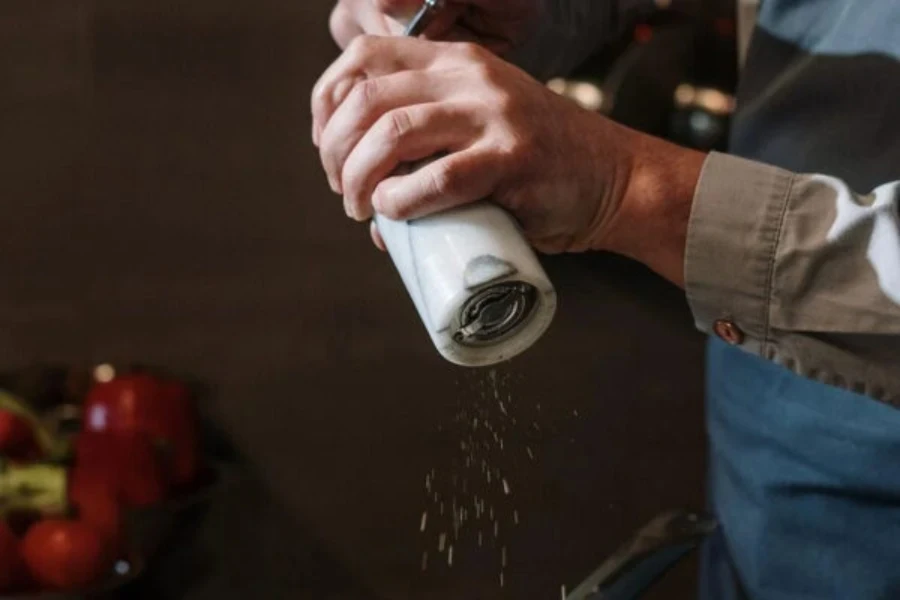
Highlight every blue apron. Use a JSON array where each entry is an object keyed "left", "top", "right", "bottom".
[{"left": 699, "top": 338, "right": 900, "bottom": 599}]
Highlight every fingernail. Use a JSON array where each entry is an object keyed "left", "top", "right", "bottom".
[
  {"left": 344, "top": 197, "right": 356, "bottom": 220},
  {"left": 325, "top": 167, "right": 340, "bottom": 193}
]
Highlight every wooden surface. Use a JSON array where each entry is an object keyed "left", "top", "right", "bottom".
[{"left": 0, "top": 1, "right": 707, "bottom": 598}]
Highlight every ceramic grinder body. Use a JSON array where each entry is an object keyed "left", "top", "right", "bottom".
[{"left": 375, "top": 203, "right": 557, "bottom": 366}]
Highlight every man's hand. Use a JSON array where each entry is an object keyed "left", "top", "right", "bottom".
[
  {"left": 328, "top": 0, "right": 539, "bottom": 56},
  {"left": 312, "top": 35, "right": 706, "bottom": 286}
]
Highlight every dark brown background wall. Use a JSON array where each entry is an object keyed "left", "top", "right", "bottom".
[{"left": 0, "top": 1, "right": 707, "bottom": 598}]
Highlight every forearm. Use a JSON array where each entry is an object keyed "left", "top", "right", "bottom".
[{"left": 601, "top": 132, "right": 706, "bottom": 288}]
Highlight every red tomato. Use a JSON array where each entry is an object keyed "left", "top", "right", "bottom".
[
  {"left": 73, "top": 431, "right": 168, "bottom": 506},
  {"left": 0, "top": 521, "right": 25, "bottom": 592},
  {"left": 83, "top": 374, "right": 199, "bottom": 486},
  {"left": 20, "top": 520, "right": 113, "bottom": 591},
  {"left": 0, "top": 410, "right": 39, "bottom": 459}
]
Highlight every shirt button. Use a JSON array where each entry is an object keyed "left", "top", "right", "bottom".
[{"left": 713, "top": 319, "right": 744, "bottom": 345}]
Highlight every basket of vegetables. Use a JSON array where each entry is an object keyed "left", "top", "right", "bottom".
[{"left": 0, "top": 364, "right": 226, "bottom": 597}]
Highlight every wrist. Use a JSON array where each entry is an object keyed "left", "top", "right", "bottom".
[{"left": 599, "top": 131, "right": 707, "bottom": 288}]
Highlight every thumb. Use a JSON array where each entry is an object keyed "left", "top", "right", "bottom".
[
  {"left": 372, "top": 0, "right": 425, "bottom": 21},
  {"left": 372, "top": 149, "right": 499, "bottom": 221},
  {"left": 374, "top": 0, "right": 465, "bottom": 38}
]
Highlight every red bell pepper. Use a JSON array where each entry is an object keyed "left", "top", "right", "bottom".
[
  {"left": 71, "top": 431, "right": 168, "bottom": 507},
  {"left": 82, "top": 373, "right": 199, "bottom": 487}
]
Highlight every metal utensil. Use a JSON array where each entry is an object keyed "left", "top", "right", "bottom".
[
  {"left": 404, "top": 0, "right": 445, "bottom": 36},
  {"left": 566, "top": 510, "right": 718, "bottom": 600}
]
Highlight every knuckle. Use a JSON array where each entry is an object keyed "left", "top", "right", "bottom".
[
  {"left": 382, "top": 203, "right": 407, "bottom": 221},
  {"left": 344, "top": 190, "right": 370, "bottom": 222},
  {"left": 311, "top": 80, "right": 329, "bottom": 116},
  {"left": 455, "top": 41, "right": 487, "bottom": 63},
  {"left": 491, "top": 87, "right": 516, "bottom": 110},
  {"left": 376, "top": 192, "right": 406, "bottom": 220},
  {"left": 427, "top": 163, "right": 458, "bottom": 198},
  {"left": 383, "top": 109, "right": 414, "bottom": 146},
  {"left": 496, "top": 130, "right": 531, "bottom": 163},
  {"left": 350, "top": 77, "right": 381, "bottom": 109},
  {"left": 341, "top": 168, "right": 363, "bottom": 200},
  {"left": 472, "top": 63, "right": 507, "bottom": 99},
  {"left": 470, "top": 62, "right": 492, "bottom": 84},
  {"left": 347, "top": 34, "right": 377, "bottom": 60}
]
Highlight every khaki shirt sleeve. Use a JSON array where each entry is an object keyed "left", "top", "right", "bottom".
[{"left": 685, "top": 151, "right": 900, "bottom": 406}]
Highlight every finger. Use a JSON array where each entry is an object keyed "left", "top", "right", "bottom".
[
  {"left": 328, "top": 3, "right": 364, "bottom": 50},
  {"left": 372, "top": 146, "right": 500, "bottom": 221},
  {"left": 369, "top": 220, "right": 387, "bottom": 251},
  {"left": 371, "top": 0, "right": 423, "bottom": 21},
  {"left": 311, "top": 36, "right": 441, "bottom": 145},
  {"left": 319, "top": 70, "right": 453, "bottom": 193},
  {"left": 341, "top": 102, "right": 480, "bottom": 220},
  {"left": 330, "top": 1, "right": 407, "bottom": 48},
  {"left": 357, "top": 2, "right": 407, "bottom": 37}
]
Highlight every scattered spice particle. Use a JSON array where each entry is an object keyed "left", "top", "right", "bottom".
[{"left": 418, "top": 369, "right": 544, "bottom": 586}]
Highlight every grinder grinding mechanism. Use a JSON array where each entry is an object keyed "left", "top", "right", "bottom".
[{"left": 375, "top": 202, "right": 557, "bottom": 367}]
